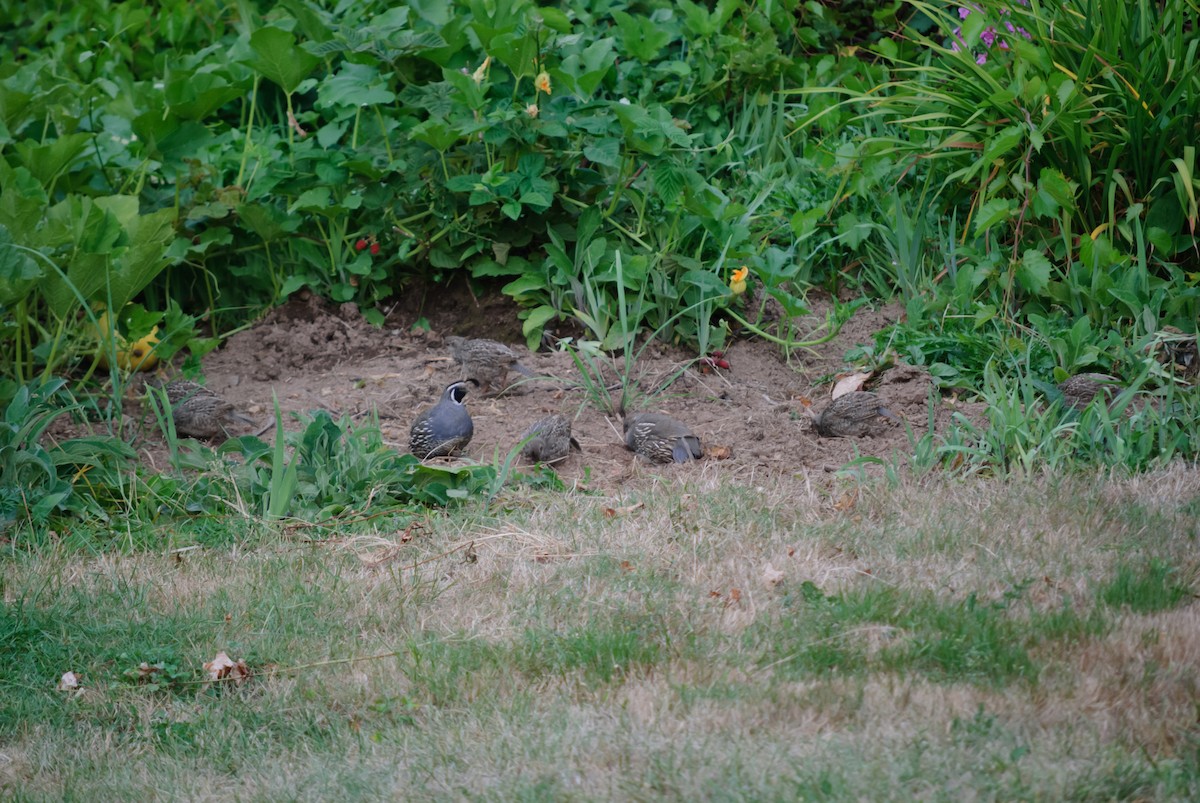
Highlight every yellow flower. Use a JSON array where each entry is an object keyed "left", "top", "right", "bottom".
[
  {"left": 471, "top": 56, "right": 492, "bottom": 86},
  {"left": 535, "top": 71, "right": 552, "bottom": 95},
  {"left": 525, "top": 103, "right": 540, "bottom": 118},
  {"left": 729, "top": 266, "right": 749, "bottom": 295}
]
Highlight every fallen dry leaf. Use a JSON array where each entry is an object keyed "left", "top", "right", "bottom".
[
  {"left": 603, "top": 502, "right": 645, "bottom": 518},
  {"left": 833, "top": 490, "right": 857, "bottom": 512},
  {"left": 57, "top": 671, "right": 79, "bottom": 691},
  {"left": 728, "top": 588, "right": 742, "bottom": 604},
  {"left": 203, "top": 651, "right": 251, "bottom": 685},
  {"left": 706, "top": 444, "right": 733, "bottom": 460},
  {"left": 831, "top": 371, "right": 871, "bottom": 400},
  {"left": 761, "top": 564, "right": 785, "bottom": 588}
]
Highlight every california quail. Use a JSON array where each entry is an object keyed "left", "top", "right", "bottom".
[
  {"left": 1158, "top": 327, "right": 1197, "bottom": 379},
  {"left": 410, "top": 380, "right": 475, "bottom": 459},
  {"left": 520, "top": 414, "right": 581, "bottom": 463},
  {"left": 812, "top": 391, "right": 898, "bottom": 438},
  {"left": 623, "top": 412, "right": 703, "bottom": 464},
  {"left": 444, "top": 336, "right": 535, "bottom": 395},
  {"left": 146, "top": 378, "right": 255, "bottom": 440},
  {"left": 1057, "top": 373, "right": 1119, "bottom": 411}
]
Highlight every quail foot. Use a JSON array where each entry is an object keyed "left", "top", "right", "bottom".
[
  {"left": 146, "top": 378, "right": 255, "bottom": 440},
  {"left": 444, "top": 336, "right": 535, "bottom": 395},
  {"left": 410, "top": 380, "right": 475, "bottom": 459},
  {"left": 623, "top": 412, "right": 703, "bottom": 464},
  {"left": 812, "top": 391, "right": 898, "bottom": 438},
  {"left": 1057, "top": 373, "right": 1120, "bottom": 411},
  {"left": 520, "top": 414, "right": 581, "bottom": 463}
]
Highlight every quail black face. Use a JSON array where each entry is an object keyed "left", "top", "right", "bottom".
[{"left": 410, "top": 380, "right": 476, "bottom": 459}]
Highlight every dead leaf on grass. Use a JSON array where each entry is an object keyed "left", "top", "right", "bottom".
[
  {"left": 203, "top": 651, "right": 251, "bottom": 684},
  {"left": 604, "top": 502, "right": 644, "bottom": 518},
  {"left": 706, "top": 444, "right": 733, "bottom": 460},
  {"left": 833, "top": 490, "right": 858, "bottom": 512},
  {"left": 831, "top": 371, "right": 872, "bottom": 400},
  {"left": 57, "top": 671, "right": 80, "bottom": 691},
  {"left": 762, "top": 564, "right": 785, "bottom": 588}
]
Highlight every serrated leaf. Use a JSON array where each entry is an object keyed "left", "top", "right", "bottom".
[
  {"left": 974, "top": 198, "right": 1015, "bottom": 234},
  {"left": 982, "top": 124, "right": 1025, "bottom": 164},
  {"left": 583, "top": 138, "right": 621, "bottom": 168},
  {"left": 651, "top": 159, "right": 685, "bottom": 206},
  {"left": 1017, "top": 249, "right": 1052, "bottom": 295}
]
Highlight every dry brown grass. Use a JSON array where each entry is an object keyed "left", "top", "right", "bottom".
[{"left": 2, "top": 465, "right": 1198, "bottom": 800}]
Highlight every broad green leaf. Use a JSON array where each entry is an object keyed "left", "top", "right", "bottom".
[
  {"left": 502, "top": 274, "right": 548, "bottom": 297},
  {"left": 245, "top": 27, "right": 320, "bottom": 94},
  {"left": 317, "top": 63, "right": 396, "bottom": 109},
  {"left": 10, "top": 134, "right": 91, "bottom": 187},
  {"left": 410, "top": 118, "right": 459, "bottom": 151},
  {"left": 583, "top": 138, "right": 621, "bottom": 168},
  {"left": 0, "top": 224, "right": 42, "bottom": 305}
]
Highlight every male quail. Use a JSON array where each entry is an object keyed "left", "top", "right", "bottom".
[
  {"left": 520, "top": 414, "right": 581, "bottom": 463},
  {"left": 410, "top": 380, "right": 475, "bottom": 459},
  {"left": 1057, "top": 373, "right": 1119, "bottom": 411},
  {"left": 146, "top": 378, "right": 255, "bottom": 440},
  {"left": 444, "top": 336, "right": 534, "bottom": 395},
  {"left": 813, "top": 391, "right": 898, "bottom": 438},
  {"left": 623, "top": 412, "right": 703, "bottom": 464}
]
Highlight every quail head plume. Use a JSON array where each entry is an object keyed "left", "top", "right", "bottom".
[{"left": 409, "top": 380, "right": 475, "bottom": 459}]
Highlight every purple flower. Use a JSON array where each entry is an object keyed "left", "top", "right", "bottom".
[
  {"left": 980, "top": 26, "right": 997, "bottom": 47},
  {"left": 976, "top": 53, "right": 988, "bottom": 65}
]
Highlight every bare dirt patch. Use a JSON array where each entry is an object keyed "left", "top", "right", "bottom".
[{"left": 143, "top": 290, "right": 985, "bottom": 488}]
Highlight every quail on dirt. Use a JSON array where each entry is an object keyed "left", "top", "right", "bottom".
[
  {"left": 812, "top": 391, "right": 899, "bottom": 438},
  {"left": 146, "top": 378, "right": 255, "bottom": 440},
  {"left": 444, "top": 336, "right": 535, "bottom": 395},
  {"left": 1057, "top": 373, "right": 1120, "bottom": 411},
  {"left": 519, "top": 414, "right": 581, "bottom": 463},
  {"left": 623, "top": 412, "right": 703, "bottom": 464},
  {"left": 410, "top": 380, "right": 475, "bottom": 459}
]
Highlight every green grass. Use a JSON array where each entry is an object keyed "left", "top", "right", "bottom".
[{"left": 2, "top": 469, "right": 1199, "bottom": 799}]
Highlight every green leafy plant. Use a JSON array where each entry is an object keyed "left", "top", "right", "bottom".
[{"left": 0, "top": 378, "right": 135, "bottom": 533}]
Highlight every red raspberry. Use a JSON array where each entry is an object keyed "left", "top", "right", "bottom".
[
  {"left": 369, "top": 242, "right": 380, "bottom": 255},
  {"left": 355, "top": 238, "right": 368, "bottom": 251}
]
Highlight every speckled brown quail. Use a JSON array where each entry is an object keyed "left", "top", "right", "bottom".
[
  {"left": 1158, "top": 327, "right": 1198, "bottom": 379},
  {"left": 146, "top": 378, "right": 255, "bottom": 440},
  {"left": 1057, "top": 373, "right": 1120, "bottom": 411},
  {"left": 409, "top": 380, "right": 474, "bottom": 459},
  {"left": 623, "top": 412, "right": 703, "bottom": 464},
  {"left": 812, "top": 391, "right": 898, "bottom": 438},
  {"left": 519, "top": 414, "right": 581, "bottom": 463},
  {"left": 444, "top": 336, "right": 534, "bottom": 395}
]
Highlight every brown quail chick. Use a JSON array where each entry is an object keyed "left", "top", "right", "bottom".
[
  {"left": 812, "top": 391, "right": 899, "bottom": 438},
  {"left": 520, "top": 414, "right": 581, "bottom": 463},
  {"left": 1057, "top": 373, "right": 1120, "bottom": 411},
  {"left": 1158, "top": 327, "right": 1198, "bottom": 379},
  {"left": 147, "top": 378, "right": 255, "bottom": 440},
  {"left": 444, "top": 336, "right": 535, "bottom": 395},
  {"left": 623, "top": 412, "right": 703, "bottom": 464}
]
